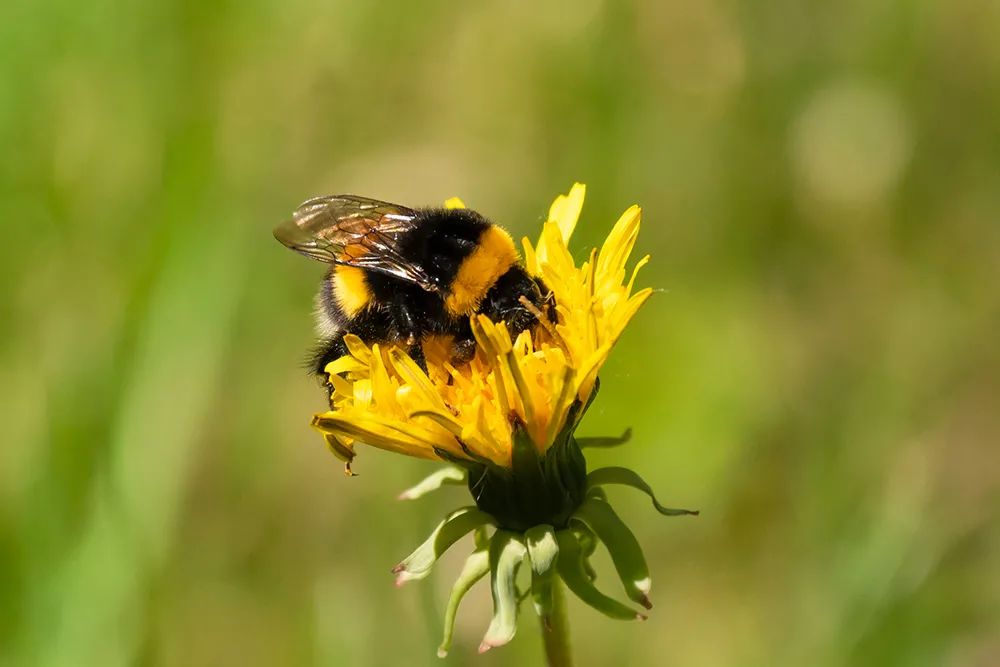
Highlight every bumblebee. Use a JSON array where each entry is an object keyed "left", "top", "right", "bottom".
[{"left": 274, "top": 194, "right": 549, "bottom": 379}]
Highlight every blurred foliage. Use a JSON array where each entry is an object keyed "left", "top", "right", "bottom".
[{"left": 2, "top": 0, "right": 999, "bottom": 665}]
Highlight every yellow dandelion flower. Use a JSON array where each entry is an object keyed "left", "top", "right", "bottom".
[{"left": 311, "top": 183, "right": 651, "bottom": 473}]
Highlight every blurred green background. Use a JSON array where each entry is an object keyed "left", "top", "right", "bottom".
[{"left": 2, "top": 0, "right": 999, "bottom": 665}]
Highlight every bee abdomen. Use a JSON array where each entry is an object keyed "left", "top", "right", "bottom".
[{"left": 331, "top": 265, "right": 372, "bottom": 318}]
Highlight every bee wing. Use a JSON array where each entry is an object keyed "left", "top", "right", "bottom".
[{"left": 274, "top": 195, "right": 440, "bottom": 292}]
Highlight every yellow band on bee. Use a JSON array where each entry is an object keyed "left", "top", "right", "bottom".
[
  {"left": 444, "top": 226, "right": 517, "bottom": 316},
  {"left": 332, "top": 265, "right": 371, "bottom": 317}
]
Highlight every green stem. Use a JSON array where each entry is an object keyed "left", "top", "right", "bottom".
[{"left": 541, "top": 578, "right": 574, "bottom": 667}]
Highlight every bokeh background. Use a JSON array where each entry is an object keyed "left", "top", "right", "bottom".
[{"left": 2, "top": 0, "right": 999, "bottom": 665}]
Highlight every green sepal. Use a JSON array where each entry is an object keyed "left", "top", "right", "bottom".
[
  {"left": 511, "top": 424, "right": 546, "bottom": 487},
  {"left": 576, "top": 428, "right": 632, "bottom": 449},
  {"left": 571, "top": 498, "right": 652, "bottom": 609},
  {"left": 582, "top": 376, "right": 601, "bottom": 415},
  {"left": 431, "top": 446, "right": 494, "bottom": 474},
  {"left": 555, "top": 529, "right": 644, "bottom": 621},
  {"left": 397, "top": 466, "right": 467, "bottom": 500},
  {"left": 479, "top": 531, "right": 528, "bottom": 653},
  {"left": 573, "top": 524, "right": 598, "bottom": 581},
  {"left": 472, "top": 525, "right": 491, "bottom": 550},
  {"left": 587, "top": 467, "right": 699, "bottom": 516},
  {"left": 437, "top": 545, "right": 490, "bottom": 658},
  {"left": 524, "top": 524, "right": 559, "bottom": 623},
  {"left": 468, "top": 421, "right": 587, "bottom": 531},
  {"left": 542, "top": 430, "right": 587, "bottom": 517},
  {"left": 393, "top": 507, "right": 494, "bottom": 585}
]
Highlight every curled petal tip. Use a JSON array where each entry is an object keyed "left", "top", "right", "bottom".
[
  {"left": 391, "top": 564, "right": 405, "bottom": 574},
  {"left": 392, "top": 569, "right": 415, "bottom": 586},
  {"left": 477, "top": 642, "right": 493, "bottom": 654}
]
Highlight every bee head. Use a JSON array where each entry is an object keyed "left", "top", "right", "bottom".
[{"left": 479, "top": 265, "right": 550, "bottom": 336}]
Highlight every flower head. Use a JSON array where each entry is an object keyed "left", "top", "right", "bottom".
[{"left": 312, "top": 183, "right": 651, "bottom": 470}]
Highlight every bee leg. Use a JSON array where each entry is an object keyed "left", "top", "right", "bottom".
[
  {"left": 533, "top": 276, "right": 556, "bottom": 316},
  {"left": 445, "top": 317, "right": 476, "bottom": 364},
  {"left": 390, "top": 293, "right": 418, "bottom": 338},
  {"left": 407, "top": 341, "right": 428, "bottom": 371},
  {"left": 313, "top": 335, "right": 348, "bottom": 375},
  {"left": 451, "top": 335, "right": 477, "bottom": 364},
  {"left": 390, "top": 295, "right": 428, "bottom": 371},
  {"left": 311, "top": 335, "right": 349, "bottom": 398}
]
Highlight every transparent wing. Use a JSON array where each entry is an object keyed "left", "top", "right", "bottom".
[{"left": 274, "top": 194, "right": 440, "bottom": 292}]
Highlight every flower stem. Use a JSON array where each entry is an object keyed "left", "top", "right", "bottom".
[{"left": 541, "top": 578, "right": 574, "bottom": 667}]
